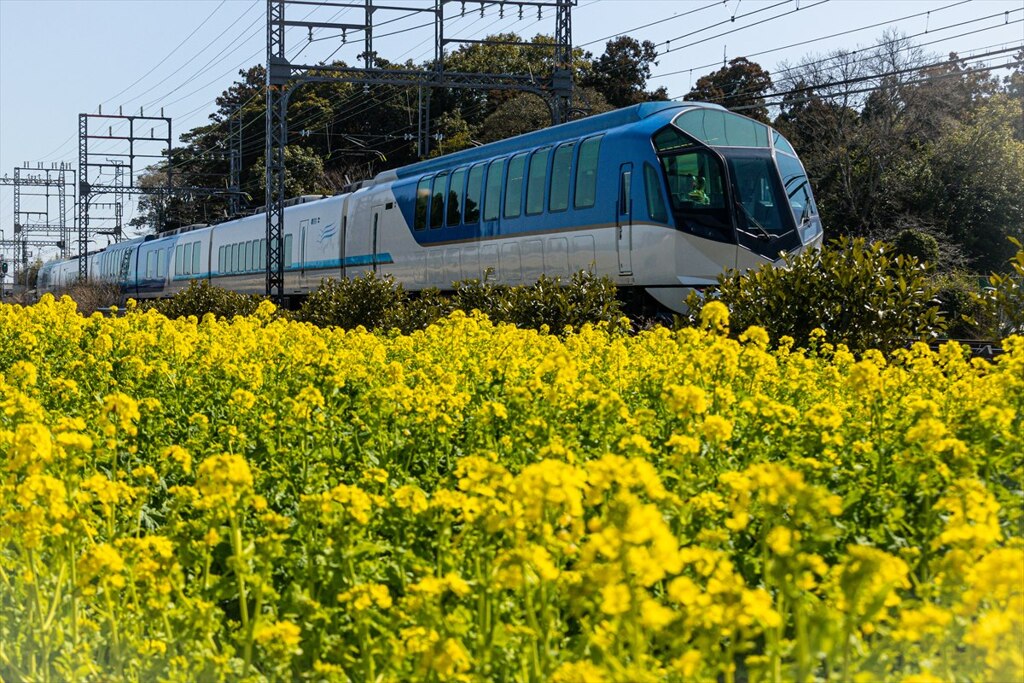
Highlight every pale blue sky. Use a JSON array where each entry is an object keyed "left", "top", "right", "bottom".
[{"left": 1, "top": 0, "right": 1021, "bottom": 261}]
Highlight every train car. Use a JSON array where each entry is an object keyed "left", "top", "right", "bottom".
[{"left": 36, "top": 101, "right": 823, "bottom": 313}]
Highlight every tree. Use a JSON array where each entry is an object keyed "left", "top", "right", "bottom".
[
  {"left": 580, "top": 36, "right": 667, "bottom": 108},
  {"left": 684, "top": 57, "right": 772, "bottom": 123},
  {"left": 882, "top": 94, "right": 1024, "bottom": 271},
  {"left": 477, "top": 87, "right": 612, "bottom": 143},
  {"left": 772, "top": 35, "right": 928, "bottom": 235},
  {"left": 252, "top": 145, "right": 330, "bottom": 198}
]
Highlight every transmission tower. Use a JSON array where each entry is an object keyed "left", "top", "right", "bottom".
[
  {"left": 77, "top": 107, "right": 173, "bottom": 280},
  {"left": 0, "top": 163, "right": 76, "bottom": 286},
  {"left": 264, "top": 0, "right": 576, "bottom": 302}
]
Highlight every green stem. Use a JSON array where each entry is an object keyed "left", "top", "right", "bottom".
[
  {"left": 725, "top": 638, "right": 736, "bottom": 683},
  {"left": 522, "top": 586, "right": 543, "bottom": 680},
  {"left": 772, "top": 588, "right": 785, "bottom": 683},
  {"left": 27, "top": 550, "right": 51, "bottom": 683},
  {"left": 229, "top": 514, "right": 252, "bottom": 674},
  {"left": 795, "top": 602, "right": 811, "bottom": 683},
  {"left": 69, "top": 539, "right": 79, "bottom": 661},
  {"left": 42, "top": 561, "right": 67, "bottom": 632},
  {"left": 103, "top": 588, "right": 123, "bottom": 678}
]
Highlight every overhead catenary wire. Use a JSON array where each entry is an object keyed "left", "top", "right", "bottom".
[
  {"left": 657, "top": 0, "right": 797, "bottom": 53},
  {"left": 651, "top": 0, "right": 984, "bottom": 80},
  {"left": 169, "top": 4, "right": 554, "bottom": 178},
  {"left": 576, "top": 0, "right": 721, "bottom": 48},
  {"left": 102, "top": 0, "right": 231, "bottom": 108},
  {"left": 694, "top": 46, "right": 1024, "bottom": 110},
  {"left": 734, "top": 56, "right": 1024, "bottom": 111}
]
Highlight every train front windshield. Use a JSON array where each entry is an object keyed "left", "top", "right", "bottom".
[{"left": 654, "top": 108, "right": 820, "bottom": 256}]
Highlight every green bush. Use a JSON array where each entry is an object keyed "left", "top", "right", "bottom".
[
  {"left": 452, "top": 271, "right": 625, "bottom": 332},
  {"left": 295, "top": 272, "right": 408, "bottom": 331},
  {"left": 147, "top": 280, "right": 265, "bottom": 320},
  {"left": 975, "top": 238, "right": 1024, "bottom": 338},
  {"left": 892, "top": 228, "right": 940, "bottom": 265},
  {"left": 506, "top": 271, "right": 625, "bottom": 332},
  {"left": 297, "top": 270, "right": 625, "bottom": 335},
  {"left": 932, "top": 271, "right": 992, "bottom": 339},
  {"left": 451, "top": 277, "right": 513, "bottom": 322},
  {"left": 401, "top": 288, "right": 455, "bottom": 333},
  {"left": 682, "top": 237, "right": 945, "bottom": 353}
]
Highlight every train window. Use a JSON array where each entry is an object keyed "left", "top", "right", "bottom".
[
  {"left": 431, "top": 173, "right": 448, "bottom": 229},
  {"left": 728, "top": 156, "right": 787, "bottom": 236},
  {"left": 192, "top": 241, "right": 201, "bottom": 275},
  {"left": 244, "top": 241, "right": 252, "bottom": 271},
  {"left": 158, "top": 249, "right": 166, "bottom": 278},
  {"left": 549, "top": 142, "right": 574, "bottom": 212},
  {"left": 465, "top": 164, "right": 484, "bottom": 224},
  {"left": 775, "top": 152, "right": 818, "bottom": 226},
  {"left": 772, "top": 130, "right": 796, "bottom": 156},
  {"left": 231, "top": 244, "right": 238, "bottom": 273},
  {"left": 526, "top": 147, "right": 550, "bottom": 216},
  {"left": 447, "top": 168, "right": 466, "bottom": 226},
  {"left": 659, "top": 148, "right": 732, "bottom": 242},
  {"left": 644, "top": 163, "right": 669, "bottom": 223},
  {"left": 654, "top": 126, "right": 693, "bottom": 153},
  {"left": 483, "top": 158, "right": 505, "bottom": 221},
  {"left": 674, "top": 108, "right": 769, "bottom": 148},
  {"left": 260, "top": 239, "right": 267, "bottom": 269},
  {"left": 175, "top": 245, "right": 183, "bottom": 275},
  {"left": 574, "top": 136, "right": 602, "bottom": 209},
  {"left": 285, "top": 234, "right": 293, "bottom": 266},
  {"left": 415, "top": 177, "right": 431, "bottom": 230},
  {"left": 661, "top": 150, "right": 726, "bottom": 210},
  {"left": 183, "top": 242, "right": 193, "bottom": 275},
  {"left": 504, "top": 153, "right": 527, "bottom": 219}
]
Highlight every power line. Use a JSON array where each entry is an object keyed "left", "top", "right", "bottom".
[
  {"left": 102, "top": 0, "right": 230, "bottom": 108},
  {"left": 665, "top": 14, "right": 1022, "bottom": 105},
  {"left": 653, "top": 1, "right": 1009, "bottom": 82},
  {"left": 169, "top": 6, "right": 551, "bottom": 179},
  {"left": 577, "top": 0, "right": 724, "bottom": 48},
  {"left": 747, "top": 57, "right": 1024, "bottom": 111},
  {"left": 660, "top": 0, "right": 831, "bottom": 56},
  {"left": 701, "top": 47, "right": 1022, "bottom": 109},
  {"left": 657, "top": 0, "right": 793, "bottom": 53}
]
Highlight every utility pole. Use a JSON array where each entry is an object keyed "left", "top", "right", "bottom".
[{"left": 229, "top": 105, "right": 243, "bottom": 216}]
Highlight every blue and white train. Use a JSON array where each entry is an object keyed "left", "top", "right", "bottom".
[{"left": 37, "top": 101, "right": 823, "bottom": 312}]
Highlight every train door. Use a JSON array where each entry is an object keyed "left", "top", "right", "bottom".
[
  {"left": 299, "top": 218, "right": 309, "bottom": 286},
  {"left": 118, "top": 247, "right": 134, "bottom": 297},
  {"left": 617, "top": 163, "right": 633, "bottom": 275},
  {"left": 371, "top": 204, "right": 384, "bottom": 273}
]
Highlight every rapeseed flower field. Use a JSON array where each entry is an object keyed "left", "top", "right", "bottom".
[{"left": 0, "top": 295, "right": 1021, "bottom": 682}]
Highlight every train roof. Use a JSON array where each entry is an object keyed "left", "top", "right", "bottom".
[{"left": 376, "top": 101, "right": 722, "bottom": 184}]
